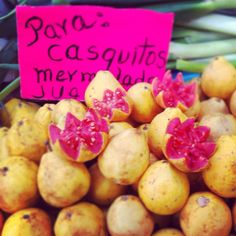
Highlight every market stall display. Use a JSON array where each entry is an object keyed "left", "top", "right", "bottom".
[{"left": 0, "top": 1, "right": 236, "bottom": 236}]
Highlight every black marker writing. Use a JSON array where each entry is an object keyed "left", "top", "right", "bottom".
[{"left": 25, "top": 13, "right": 110, "bottom": 46}]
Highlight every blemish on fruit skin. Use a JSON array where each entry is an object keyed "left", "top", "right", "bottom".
[
  {"left": 203, "top": 224, "right": 208, "bottom": 233},
  {"left": 18, "top": 120, "right": 24, "bottom": 126},
  {"left": 0, "top": 166, "right": 9, "bottom": 176},
  {"left": 148, "top": 179, "right": 156, "bottom": 185},
  {"left": 22, "top": 214, "right": 30, "bottom": 219},
  {"left": 121, "top": 195, "right": 129, "bottom": 201},
  {"left": 66, "top": 212, "right": 72, "bottom": 219},
  {"left": 197, "top": 196, "right": 210, "bottom": 207},
  {"left": 44, "top": 140, "right": 49, "bottom": 146},
  {"left": 231, "top": 187, "right": 236, "bottom": 192},
  {"left": 142, "top": 125, "right": 148, "bottom": 131}
]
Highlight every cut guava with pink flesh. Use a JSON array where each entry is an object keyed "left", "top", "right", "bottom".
[
  {"left": 49, "top": 109, "right": 109, "bottom": 160},
  {"left": 93, "top": 88, "right": 130, "bottom": 119},
  {"left": 152, "top": 70, "right": 196, "bottom": 108},
  {"left": 165, "top": 117, "right": 216, "bottom": 171}
]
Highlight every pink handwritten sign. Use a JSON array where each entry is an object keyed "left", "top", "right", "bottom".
[{"left": 16, "top": 5, "right": 174, "bottom": 100}]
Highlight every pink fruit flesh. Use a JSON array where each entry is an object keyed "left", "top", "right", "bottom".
[
  {"left": 93, "top": 88, "right": 129, "bottom": 119},
  {"left": 152, "top": 70, "right": 196, "bottom": 108},
  {"left": 166, "top": 118, "right": 216, "bottom": 171},
  {"left": 49, "top": 109, "right": 109, "bottom": 160}
]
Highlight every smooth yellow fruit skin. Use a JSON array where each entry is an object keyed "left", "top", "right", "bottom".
[
  {"left": 201, "top": 57, "right": 236, "bottom": 99},
  {"left": 0, "top": 127, "right": 9, "bottom": 162},
  {"left": 38, "top": 152, "right": 90, "bottom": 208},
  {"left": 180, "top": 191, "right": 232, "bottom": 236},
  {"left": 4, "top": 98, "right": 39, "bottom": 126},
  {"left": 0, "top": 156, "right": 38, "bottom": 213},
  {"left": 153, "top": 228, "right": 184, "bottom": 236},
  {"left": 184, "top": 96, "right": 201, "bottom": 119},
  {"left": 109, "top": 121, "right": 133, "bottom": 138},
  {"left": 128, "top": 82, "right": 162, "bottom": 123},
  {"left": 203, "top": 135, "right": 236, "bottom": 198},
  {"left": 148, "top": 108, "right": 187, "bottom": 157},
  {"left": 98, "top": 128, "right": 149, "bottom": 185},
  {"left": 0, "top": 98, "right": 21, "bottom": 127},
  {"left": 0, "top": 127, "right": 8, "bottom": 139},
  {"left": 0, "top": 105, "right": 10, "bottom": 127},
  {"left": 131, "top": 152, "right": 160, "bottom": 192},
  {"left": 4, "top": 98, "right": 20, "bottom": 114},
  {"left": 200, "top": 114, "right": 236, "bottom": 141},
  {"left": 54, "top": 202, "right": 106, "bottom": 236},
  {"left": 199, "top": 97, "right": 229, "bottom": 120},
  {"left": 1, "top": 208, "right": 51, "bottom": 236},
  {"left": 107, "top": 195, "right": 154, "bottom": 236},
  {"left": 138, "top": 123, "right": 150, "bottom": 140},
  {"left": 34, "top": 103, "right": 55, "bottom": 135},
  {"left": 11, "top": 101, "right": 40, "bottom": 125},
  {"left": 88, "top": 163, "right": 126, "bottom": 206},
  {"left": 138, "top": 160, "right": 190, "bottom": 215},
  {"left": 52, "top": 99, "right": 87, "bottom": 128},
  {"left": 192, "top": 77, "right": 207, "bottom": 101},
  {"left": 230, "top": 90, "right": 236, "bottom": 117},
  {"left": 6, "top": 118, "right": 48, "bottom": 162}
]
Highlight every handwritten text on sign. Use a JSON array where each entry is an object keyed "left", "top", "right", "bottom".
[{"left": 16, "top": 6, "right": 174, "bottom": 100}]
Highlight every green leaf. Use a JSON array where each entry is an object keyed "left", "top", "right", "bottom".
[
  {"left": 0, "top": 64, "right": 19, "bottom": 70},
  {"left": 0, "top": 0, "right": 27, "bottom": 22},
  {"left": 0, "top": 77, "right": 20, "bottom": 102},
  {"left": 176, "top": 60, "right": 206, "bottom": 73},
  {"left": 52, "top": 0, "right": 68, "bottom": 4}
]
